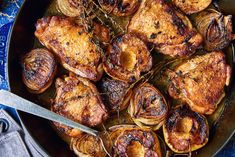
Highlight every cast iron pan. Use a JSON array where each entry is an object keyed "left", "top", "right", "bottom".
[{"left": 6, "top": 0, "right": 235, "bottom": 156}]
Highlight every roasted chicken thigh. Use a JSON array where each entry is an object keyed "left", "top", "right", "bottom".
[
  {"left": 52, "top": 74, "right": 108, "bottom": 137},
  {"left": 35, "top": 16, "right": 109, "bottom": 81},
  {"left": 168, "top": 52, "right": 231, "bottom": 114},
  {"left": 128, "top": 0, "right": 203, "bottom": 57}
]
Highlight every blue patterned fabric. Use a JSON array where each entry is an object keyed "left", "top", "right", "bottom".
[{"left": 0, "top": 0, "right": 234, "bottom": 156}]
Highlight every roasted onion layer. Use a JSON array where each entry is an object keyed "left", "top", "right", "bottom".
[
  {"left": 163, "top": 105, "right": 209, "bottom": 153},
  {"left": 57, "top": 0, "right": 93, "bottom": 17},
  {"left": 98, "top": 76, "right": 132, "bottom": 111},
  {"left": 22, "top": 48, "right": 57, "bottom": 94},
  {"left": 52, "top": 74, "right": 108, "bottom": 137},
  {"left": 98, "top": 0, "right": 141, "bottom": 16},
  {"left": 110, "top": 125, "right": 162, "bottom": 157},
  {"left": 71, "top": 134, "right": 106, "bottom": 157},
  {"left": 173, "top": 0, "right": 212, "bottom": 14},
  {"left": 195, "top": 9, "right": 235, "bottom": 51},
  {"left": 128, "top": 83, "right": 168, "bottom": 130},
  {"left": 103, "top": 34, "right": 152, "bottom": 83}
]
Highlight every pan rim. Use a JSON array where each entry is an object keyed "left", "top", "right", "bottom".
[{"left": 6, "top": 0, "right": 235, "bottom": 156}]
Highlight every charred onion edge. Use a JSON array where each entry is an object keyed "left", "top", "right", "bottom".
[
  {"left": 22, "top": 48, "right": 57, "bottom": 94},
  {"left": 109, "top": 125, "right": 162, "bottom": 157},
  {"left": 103, "top": 34, "right": 152, "bottom": 83},
  {"left": 98, "top": 0, "right": 141, "bottom": 17},
  {"left": 128, "top": 83, "right": 168, "bottom": 130},
  {"left": 98, "top": 76, "right": 133, "bottom": 112},
  {"left": 195, "top": 9, "right": 235, "bottom": 51},
  {"left": 163, "top": 105, "right": 209, "bottom": 153},
  {"left": 71, "top": 134, "right": 106, "bottom": 157}
]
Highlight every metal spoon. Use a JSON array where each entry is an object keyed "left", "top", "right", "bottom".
[{"left": 0, "top": 90, "right": 112, "bottom": 157}]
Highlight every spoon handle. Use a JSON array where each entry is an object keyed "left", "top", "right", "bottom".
[{"left": 0, "top": 90, "right": 99, "bottom": 136}]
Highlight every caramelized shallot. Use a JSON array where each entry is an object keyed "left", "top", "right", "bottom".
[{"left": 22, "top": 48, "right": 57, "bottom": 94}]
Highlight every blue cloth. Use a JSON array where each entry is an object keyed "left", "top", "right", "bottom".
[{"left": 0, "top": 0, "right": 234, "bottom": 156}]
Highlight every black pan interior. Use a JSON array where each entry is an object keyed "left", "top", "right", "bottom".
[{"left": 7, "top": 0, "right": 235, "bottom": 156}]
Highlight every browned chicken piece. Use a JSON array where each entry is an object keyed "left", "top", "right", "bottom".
[
  {"left": 22, "top": 48, "right": 57, "bottom": 94},
  {"left": 172, "top": 0, "right": 212, "bottom": 14},
  {"left": 35, "top": 16, "right": 110, "bottom": 81},
  {"left": 128, "top": 0, "right": 203, "bottom": 57},
  {"left": 103, "top": 34, "right": 152, "bottom": 83},
  {"left": 52, "top": 74, "right": 108, "bottom": 137},
  {"left": 168, "top": 52, "right": 231, "bottom": 114},
  {"left": 98, "top": 0, "right": 141, "bottom": 16}
]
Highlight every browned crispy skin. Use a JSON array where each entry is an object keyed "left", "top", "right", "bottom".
[
  {"left": 97, "top": 76, "right": 132, "bottom": 111},
  {"left": 128, "top": 0, "right": 203, "bottom": 57},
  {"left": 168, "top": 52, "right": 231, "bottom": 114},
  {"left": 35, "top": 16, "right": 105, "bottom": 81},
  {"left": 163, "top": 105, "right": 209, "bottom": 153},
  {"left": 22, "top": 48, "right": 57, "bottom": 94},
  {"left": 103, "top": 34, "right": 152, "bottom": 83},
  {"left": 172, "top": 0, "right": 212, "bottom": 14},
  {"left": 52, "top": 74, "right": 108, "bottom": 137},
  {"left": 98, "top": 0, "right": 141, "bottom": 16}
]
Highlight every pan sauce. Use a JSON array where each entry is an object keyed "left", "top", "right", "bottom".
[{"left": 31, "top": 0, "right": 234, "bottom": 156}]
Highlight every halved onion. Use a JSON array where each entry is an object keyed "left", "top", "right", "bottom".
[
  {"left": 22, "top": 48, "right": 57, "bottom": 94},
  {"left": 98, "top": 76, "right": 132, "bottom": 112},
  {"left": 98, "top": 0, "right": 141, "bottom": 16},
  {"left": 195, "top": 9, "right": 235, "bottom": 51},
  {"left": 163, "top": 105, "right": 209, "bottom": 153},
  {"left": 109, "top": 125, "right": 162, "bottom": 157},
  {"left": 128, "top": 83, "right": 168, "bottom": 130},
  {"left": 57, "top": 0, "right": 93, "bottom": 17},
  {"left": 71, "top": 134, "right": 106, "bottom": 157},
  {"left": 103, "top": 34, "right": 152, "bottom": 83}
]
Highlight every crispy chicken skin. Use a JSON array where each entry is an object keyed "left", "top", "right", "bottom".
[
  {"left": 172, "top": 0, "right": 212, "bottom": 14},
  {"left": 35, "top": 16, "right": 107, "bottom": 81},
  {"left": 128, "top": 83, "right": 168, "bottom": 130},
  {"left": 168, "top": 52, "right": 231, "bottom": 114},
  {"left": 52, "top": 74, "right": 108, "bottom": 137},
  {"left": 128, "top": 0, "right": 203, "bottom": 57}
]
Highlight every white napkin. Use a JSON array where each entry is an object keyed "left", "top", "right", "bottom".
[{"left": 0, "top": 109, "right": 49, "bottom": 157}]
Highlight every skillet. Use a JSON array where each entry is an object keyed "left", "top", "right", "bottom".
[{"left": 4, "top": 0, "right": 235, "bottom": 156}]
